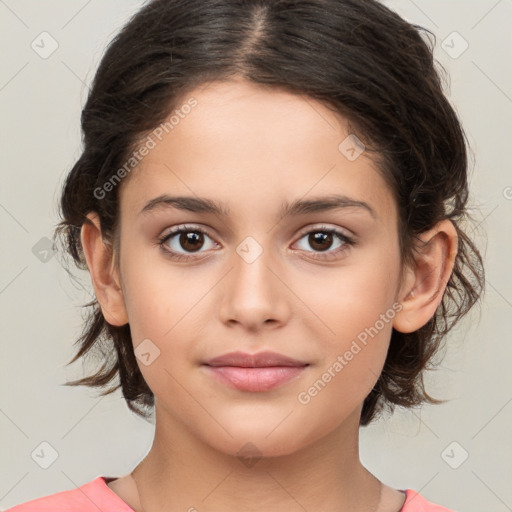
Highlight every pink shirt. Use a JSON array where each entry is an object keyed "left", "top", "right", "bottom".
[{"left": 5, "top": 476, "right": 457, "bottom": 511}]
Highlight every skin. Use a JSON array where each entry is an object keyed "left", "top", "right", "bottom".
[{"left": 81, "top": 77, "right": 458, "bottom": 512}]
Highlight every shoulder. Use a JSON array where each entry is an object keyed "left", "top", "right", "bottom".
[
  {"left": 4, "top": 476, "right": 134, "bottom": 512},
  {"left": 402, "top": 489, "right": 458, "bottom": 512}
]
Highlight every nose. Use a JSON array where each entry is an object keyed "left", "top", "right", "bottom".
[{"left": 218, "top": 241, "right": 290, "bottom": 332}]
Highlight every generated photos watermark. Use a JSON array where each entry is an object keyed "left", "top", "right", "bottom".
[
  {"left": 297, "top": 301, "right": 403, "bottom": 405},
  {"left": 93, "top": 97, "right": 198, "bottom": 200}
]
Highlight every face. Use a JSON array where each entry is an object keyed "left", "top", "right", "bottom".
[{"left": 115, "top": 78, "right": 404, "bottom": 457}]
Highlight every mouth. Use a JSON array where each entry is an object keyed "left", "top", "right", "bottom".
[{"left": 201, "top": 351, "right": 309, "bottom": 392}]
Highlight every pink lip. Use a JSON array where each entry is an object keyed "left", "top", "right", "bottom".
[{"left": 202, "top": 351, "right": 309, "bottom": 392}]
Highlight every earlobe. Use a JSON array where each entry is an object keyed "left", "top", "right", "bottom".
[
  {"left": 80, "top": 212, "right": 129, "bottom": 327},
  {"left": 393, "top": 219, "right": 458, "bottom": 334}
]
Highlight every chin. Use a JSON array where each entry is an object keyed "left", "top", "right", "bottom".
[
  {"left": 212, "top": 433, "right": 308, "bottom": 462},
  {"left": 198, "top": 416, "right": 327, "bottom": 462}
]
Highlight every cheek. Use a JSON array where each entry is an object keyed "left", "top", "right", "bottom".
[
  {"left": 120, "top": 241, "right": 204, "bottom": 339},
  {"left": 294, "top": 349, "right": 382, "bottom": 448},
  {"left": 119, "top": 246, "right": 220, "bottom": 396},
  {"left": 291, "top": 244, "right": 400, "bottom": 402},
  {"left": 293, "top": 245, "right": 401, "bottom": 341},
  {"left": 294, "top": 299, "right": 395, "bottom": 442}
]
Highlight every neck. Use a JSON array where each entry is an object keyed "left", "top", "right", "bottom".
[{"left": 131, "top": 404, "right": 383, "bottom": 512}]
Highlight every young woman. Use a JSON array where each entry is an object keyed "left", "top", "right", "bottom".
[{"left": 7, "top": 0, "right": 483, "bottom": 511}]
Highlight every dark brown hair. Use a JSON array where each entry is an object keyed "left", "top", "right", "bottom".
[{"left": 54, "top": 0, "right": 484, "bottom": 426}]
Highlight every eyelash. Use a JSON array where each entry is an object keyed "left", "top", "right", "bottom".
[{"left": 157, "top": 224, "right": 356, "bottom": 262}]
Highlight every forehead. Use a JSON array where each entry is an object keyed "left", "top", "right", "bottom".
[{"left": 121, "top": 79, "right": 397, "bottom": 225}]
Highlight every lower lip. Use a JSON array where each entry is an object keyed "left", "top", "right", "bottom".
[{"left": 202, "top": 365, "right": 307, "bottom": 392}]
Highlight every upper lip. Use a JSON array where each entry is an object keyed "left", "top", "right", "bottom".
[{"left": 203, "top": 351, "right": 308, "bottom": 368}]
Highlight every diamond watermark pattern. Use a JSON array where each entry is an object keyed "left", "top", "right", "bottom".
[
  {"left": 31, "top": 32, "right": 59, "bottom": 59},
  {"left": 441, "top": 31, "right": 469, "bottom": 59},
  {"left": 237, "top": 442, "right": 263, "bottom": 468},
  {"left": 32, "top": 236, "right": 57, "bottom": 263},
  {"left": 338, "top": 134, "right": 365, "bottom": 161},
  {"left": 441, "top": 441, "right": 469, "bottom": 469},
  {"left": 31, "top": 441, "right": 59, "bottom": 469},
  {"left": 236, "top": 236, "right": 263, "bottom": 264},
  {"left": 135, "top": 338, "right": 161, "bottom": 366}
]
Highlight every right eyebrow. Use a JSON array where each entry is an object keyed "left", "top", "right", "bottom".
[{"left": 139, "top": 194, "right": 230, "bottom": 217}]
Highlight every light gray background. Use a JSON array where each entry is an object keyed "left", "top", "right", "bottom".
[{"left": 1, "top": 1, "right": 511, "bottom": 511}]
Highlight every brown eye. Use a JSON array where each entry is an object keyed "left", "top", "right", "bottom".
[
  {"left": 294, "top": 226, "right": 355, "bottom": 260},
  {"left": 159, "top": 225, "right": 217, "bottom": 260},
  {"left": 308, "top": 231, "right": 334, "bottom": 252},
  {"left": 178, "top": 231, "right": 205, "bottom": 253}
]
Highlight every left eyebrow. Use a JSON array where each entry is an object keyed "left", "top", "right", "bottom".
[
  {"left": 138, "top": 193, "right": 376, "bottom": 219},
  {"left": 279, "top": 194, "right": 376, "bottom": 219}
]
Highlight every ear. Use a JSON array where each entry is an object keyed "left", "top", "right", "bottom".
[
  {"left": 393, "top": 219, "right": 458, "bottom": 333},
  {"left": 80, "top": 212, "right": 129, "bottom": 326}
]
